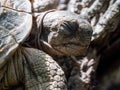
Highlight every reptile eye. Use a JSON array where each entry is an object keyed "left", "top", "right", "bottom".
[{"left": 86, "top": 30, "right": 92, "bottom": 35}]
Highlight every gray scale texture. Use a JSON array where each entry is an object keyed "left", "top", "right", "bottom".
[{"left": 0, "top": 47, "right": 67, "bottom": 90}]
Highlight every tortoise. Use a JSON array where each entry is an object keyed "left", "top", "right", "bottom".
[
  {"left": 0, "top": 0, "right": 93, "bottom": 90},
  {"left": 0, "top": 0, "right": 66, "bottom": 90}
]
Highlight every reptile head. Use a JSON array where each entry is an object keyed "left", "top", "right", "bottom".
[{"left": 37, "top": 11, "right": 93, "bottom": 56}]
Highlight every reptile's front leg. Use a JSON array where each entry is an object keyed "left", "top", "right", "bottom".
[
  {"left": 22, "top": 47, "right": 67, "bottom": 90},
  {"left": 0, "top": 46, "right": 67, "bottom": 90}
]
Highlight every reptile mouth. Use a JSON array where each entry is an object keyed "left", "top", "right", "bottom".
[
  {"left": 51, "top": 42, "right": 88, "bottom": 56},
  {"left": 52, "top": 42, "right": 88, "bottom": 47}
]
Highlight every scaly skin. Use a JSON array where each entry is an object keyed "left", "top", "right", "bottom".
[
  {"left": 0, "top": 47, "right": 67, "bottom": 90},
  {"left": 23, "top": 47, "right": 67, "bottom": 90}
]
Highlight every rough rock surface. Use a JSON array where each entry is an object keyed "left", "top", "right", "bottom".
[{"left": 33, "top": 0, "right": 59, "bottom": 12}]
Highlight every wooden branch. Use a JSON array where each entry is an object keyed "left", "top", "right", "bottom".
[
  {"left": 92, "top": 0, "right": 120, "bottom": 40},
  {"left": 80, "top": 0, "right": 107, "bottom": 20}
]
